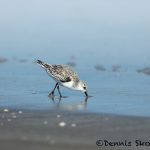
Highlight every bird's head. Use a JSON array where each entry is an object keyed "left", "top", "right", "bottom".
[{"left": 77, "top": 80, "right": 88, "bottom": 96}]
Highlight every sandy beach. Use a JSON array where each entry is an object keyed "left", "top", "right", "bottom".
[{"left": 0, "top": 109, "right": 150, "bottom": 150}]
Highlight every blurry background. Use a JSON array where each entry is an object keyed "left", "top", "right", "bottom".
[{"left": 0, "top": 0, "right": 150, "bottom": 66}]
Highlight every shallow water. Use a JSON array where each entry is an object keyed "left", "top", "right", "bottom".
[{"left": 0, "top": 61, "right": 150, "bottom": 117}]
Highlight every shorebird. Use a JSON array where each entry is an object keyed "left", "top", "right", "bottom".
[{"left": 36, "top": 60, "right": 88, "bottom": 97}]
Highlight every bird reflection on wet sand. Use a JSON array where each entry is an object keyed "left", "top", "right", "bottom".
[{"left": 48, "top": 94, "right": 89, "bottom": 111}]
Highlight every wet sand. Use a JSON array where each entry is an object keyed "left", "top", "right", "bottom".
[{"left": 0, "top": 109, "right": 150, "bottom": 150}]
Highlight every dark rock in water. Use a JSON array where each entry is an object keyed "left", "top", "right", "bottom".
[
  {"left": 94, "top": 64, "right": 106, "bottom": 71},
  {"left": 137, "top": 67, "right": 150, "bottom": 75},
  {"left": 0, "top": 57, "right": 8, "bottom": 64},
  {"left": 112, "top": 65, "right": 121, "bottom": 72},
  {"left": 66, "top": 61, "right": 76, "bottom": 67}
]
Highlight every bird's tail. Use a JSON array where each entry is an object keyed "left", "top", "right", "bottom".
[{"left": 36, "top": 60, "right": 49, "bottom": 69}]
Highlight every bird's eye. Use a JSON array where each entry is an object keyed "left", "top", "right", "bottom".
[{"left": 83, "top": 86, "right": 86, "bottom": 90}]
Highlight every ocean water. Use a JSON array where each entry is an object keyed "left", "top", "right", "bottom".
[
  {"left": 0, "top": 0, "right": 150, "bottom": 117},
  {"left": 0, "top": 61, "right": 150, "bottom": 117}
]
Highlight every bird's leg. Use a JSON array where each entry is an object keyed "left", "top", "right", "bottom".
[
  {"left": 57, "top": 85, "right": 62, "bottom": 97},
  {"left": 49, "top": 83, "right": 58, "bottom": 96},
  {"left": 84, "top": 91, "right": 88, "bottom": 97}
]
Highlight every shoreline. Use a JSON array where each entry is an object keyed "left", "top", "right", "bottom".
[{"left": 0, "top": 109, "right": 150, "bottom": 150}]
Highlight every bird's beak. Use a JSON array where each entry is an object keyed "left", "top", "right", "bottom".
[{"left": 84, "top": 91, "right": 88, "bottom": 97}]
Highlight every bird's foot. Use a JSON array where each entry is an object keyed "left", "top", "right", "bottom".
[{"left": 48, "top": 91, "right": 55, "bottom": 97}]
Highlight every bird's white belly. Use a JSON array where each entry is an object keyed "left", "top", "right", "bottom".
[{"left": 61, "top": 81, "right": 75, "bottom": 90}]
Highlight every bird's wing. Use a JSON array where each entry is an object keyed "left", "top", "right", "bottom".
[{"left": 47, "top": 65, "right": 78, "bottom": 82}]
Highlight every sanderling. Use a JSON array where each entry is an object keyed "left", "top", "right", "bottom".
[{"left": 36, "top": 60, "right": 88, "bottom": 97}]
